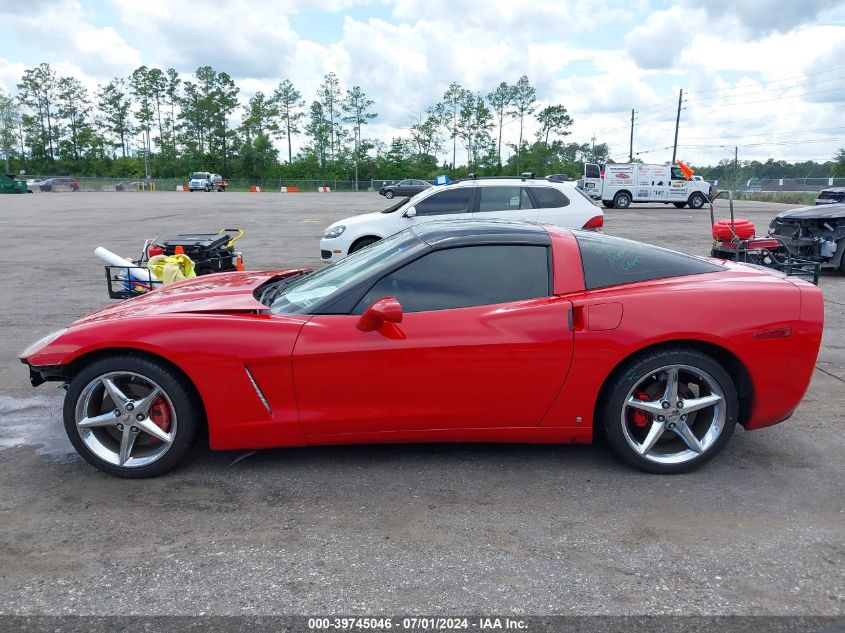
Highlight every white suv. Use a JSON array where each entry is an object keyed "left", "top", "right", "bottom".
[{"left": 320, "top": 177, "right": 603, "bottom": 261}]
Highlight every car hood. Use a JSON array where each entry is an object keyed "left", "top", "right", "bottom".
[
  {"left": 327, "top": 210, "right": 394, "bottom": 231},
  {"left": 775, "top": 203, "right": 845, "bottom": 220},
  {"left": 75, "top": 269, "right": 310, "bottom": 324}
]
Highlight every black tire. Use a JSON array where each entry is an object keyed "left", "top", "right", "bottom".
[
  {"left": 349, "top": 236, "right": 381, "bottom": 254},
  {"left": 602, "top": 200, "right": 615, "bottom": 209},
  {"left": 63, "top": 355, "right": 201, "bottom": 478},
  {"left": 688, "top": 192, "right": 706, "bottom": 209},
  {"left": 673, "top": 202, "right": 687, "bottom": 208},
  {"left": 599, "top": 347, "right": 738, "bottom": 474},
  {"left": 384, "top": 190, "right": 395, "bottom": 199},
  {"left": 612, "top": 191, "right": 631, "bottom": 209}
]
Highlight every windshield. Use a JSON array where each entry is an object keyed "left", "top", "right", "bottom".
[
  {"left": 191, "top": 172, "right": 207, "bottom": 180},
  {"left": 269, "top": 230, "right": 421, "bottom": 313},
  {"left": 570, "top": 184, "right": 599, "bottom": 206},
  {"left": 381, "top": 187, "right": 434, "bottom": 213}
]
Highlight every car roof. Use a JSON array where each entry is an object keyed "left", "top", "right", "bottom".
[
  {"left": 411, "top": 219, "right": 551, "bottom": 248},
  {"left": 443, "top": 178, "right": 573, "bottom": 189},
  {"left": 776, "top": 203, "right": 845, "bottom": 219}
]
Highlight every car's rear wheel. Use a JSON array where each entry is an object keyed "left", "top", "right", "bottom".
[
  {"left": 64, "top": 355, "right": 200, "bottom": 478},
  {"left": 384, "top": 190, "right": 395, "bottom": 199},
  {"left": 599, "top": 348, "right": 738, "bottom": 474},
  {"left": 612, "top": 192, "right": 631, "bottom": 209},
  {"left": 688, "top": 192, "right": 706, "bottom": 209},
  {"left": 349, "top": 236, "right": 381, "bottom": 254},
  {"left": 673, "top": 202, "right": 687, "bottom": 208}
]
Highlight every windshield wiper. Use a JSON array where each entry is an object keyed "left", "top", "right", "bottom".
[{"left": 258, "top": 272, "right": 308, "bottom": 306}]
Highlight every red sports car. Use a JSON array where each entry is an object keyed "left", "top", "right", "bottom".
[{"left": 20, "top": 221, "right": 824, "bottom": 478}]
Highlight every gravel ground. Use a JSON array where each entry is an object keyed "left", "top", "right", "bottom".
[{"left": 0, "top": 192, "right": 842, "bottom": 616}]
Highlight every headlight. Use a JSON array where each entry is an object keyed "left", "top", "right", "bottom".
[
  {"left": 19, "top": 328, "right": 67, "bottom": 359},
  {"left": 324, "top": 225, "right": 346, "bottom": 239}
]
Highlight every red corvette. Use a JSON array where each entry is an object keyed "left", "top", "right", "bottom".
[{"left": 21, "top": 221, "right": 823, "bottom": 477}]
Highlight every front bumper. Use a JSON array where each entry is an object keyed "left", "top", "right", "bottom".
[
  {"left": 319, "top": 237, "right": 353, "bottom": 261},
  {"left": 21, "top": 359, "right": 67, "bottom": 387}
]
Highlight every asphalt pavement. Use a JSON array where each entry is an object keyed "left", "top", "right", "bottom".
[{"left": 0, "top": 191, "right": 842, "bottom": 615}]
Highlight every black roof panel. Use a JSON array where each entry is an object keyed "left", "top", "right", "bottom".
[
  {"left": 411, "top": 219, "right": 551, "bottom": 248},
  {"left": 776, "top": 203, "right": 845, "bottom": 220}
]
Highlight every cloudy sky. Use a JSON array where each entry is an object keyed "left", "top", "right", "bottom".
[{"left": 0, "top": 0, "right": 843, "bottom": 166}]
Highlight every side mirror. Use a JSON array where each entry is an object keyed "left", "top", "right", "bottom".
[
  {"left": 356, "top": 297, "right": 404, "bottom": 332},
  {"left": 404, "top": 206, "right": 417, "bottom": 218}
]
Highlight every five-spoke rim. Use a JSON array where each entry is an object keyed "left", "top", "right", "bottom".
[
  {"left": 620, "top": 364, "right": 725, "bottom": 465},
  {"left": 74, "top": 371, "right": 177, "bottom": 468}
]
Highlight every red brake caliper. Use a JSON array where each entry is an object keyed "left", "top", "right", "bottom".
[
  {"left": 631, "top": 389, "right": 651, "bottom": 428},
  {"left": 148, "top": 395, "right": 171, "bottom": 443}
]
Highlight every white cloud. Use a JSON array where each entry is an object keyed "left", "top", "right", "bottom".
[
  {"left": 1, "top": 1, "right": 142, "bottom": 78},
  {"left": 693, "top": 0, "right": 845, "bottom": 36},
  {"left": 1, "top": 0, "right": 843, "bottom": 166},
  {"left": 625, "top": 6, "right": 703, "bottom": 70}
]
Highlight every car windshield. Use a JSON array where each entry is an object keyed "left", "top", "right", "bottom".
[
  {"left": 570, "top": 184, "right": 599, "bottom": 206},
  {"left": 381, "top": 187, "right": 433, "bottom": 213},
  {"left": 191, "top": 172, "right": 207, "bottom": 180},
  {"left": 269, "top": 230, "right": 421, "bottom": 314},
  {"left": 381, "top": 197, "right": 411, "bottom": 213}
]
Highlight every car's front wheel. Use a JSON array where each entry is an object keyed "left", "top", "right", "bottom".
[
  {"left": 688, "top": 192, "right": 706, "bottom": 209},
  {"left": 612, "top": 192, "right": 631, "bottom": 209},
  {"left": 63, "top": 355, "right": 200, "bottom": 478},
  {"left": 384, "top": 190, "right": 395, "bottom": 199},
  {"left": 599, "top": 348, "right": 738, "bottom": 474},
  {"left": 349, "top": 236, "right": 381, "bottom": 254}
]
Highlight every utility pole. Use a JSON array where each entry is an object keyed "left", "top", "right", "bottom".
[
  {"left": 629, "top": 109, "right": 635, "bottom": 162},
  {"left": 591, "top": 134, "right": 596, "bottom": 162},
  {"left": 733, "top": 146, "right": 738, "bottom": 192},
  {"left": 671, "top": 88, "right": 683, "bottom": 164}
]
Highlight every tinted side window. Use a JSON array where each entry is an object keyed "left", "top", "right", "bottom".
[
  {"left": 529, "top": 187, "right": 569, "bottom": 209},
  {"left": 478, "top": 186, "right": 528, "bottom": 212},
  {"left": 354, "top": 245, "right": 550, "bottom": 314},
  {"left": 414, "top": 188, "right": 473, "bottom": 216},
  {"left": 670, "top": 167, "right": 685, "bottom": 180},
  {"left": 576, "top": 233, "right": 724, "bottom": 290}
]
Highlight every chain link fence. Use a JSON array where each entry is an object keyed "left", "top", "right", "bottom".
[
  {"left": 23, "top": 176, "right": 385, "bottom": 193},
  {"left": 701, "top": 177, "right": 844, "bottom": 205}
]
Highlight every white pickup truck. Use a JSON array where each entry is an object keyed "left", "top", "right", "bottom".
[
  {"left": 188, "top": 172, "right": 227, "bottom": 192},
  {"left": 582, "top": 163, "right": 713, "bottom": 209}
]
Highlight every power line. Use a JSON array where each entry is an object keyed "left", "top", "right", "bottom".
[
  {"left": 680, "top": 126, "right": 845, "bottom": 142},
  {"left": 687, "top": 86, "right": 845, "bottom": 109},
  {"left": 690, "top": 74, "right": 845, "bottom": 102},
  {"left": 686, "top": 64, "right": 845, "bottom": 95}
]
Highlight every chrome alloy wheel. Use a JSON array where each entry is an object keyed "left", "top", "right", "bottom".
[
  {"left": 621, "top": 364, "right": 726, "bottom": 465},
  {"left": 74, "top": 371, "right": 177, "bottom": 468}
]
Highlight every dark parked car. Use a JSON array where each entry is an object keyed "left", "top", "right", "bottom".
[
  {"left": 768, "top": 203, "right": 845, "bottom": 273},
  {"left": 815, "top": 187, "right": 845, "bottom": 205},
  {"left": 379, "top": 179, "right": 431, "bottom": 199},
  {"left": 40, "top": 177, "right": 80, "bottom": 192}
]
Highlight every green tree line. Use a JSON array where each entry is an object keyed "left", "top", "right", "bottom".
[
  {"left": 0, "top": 64, "right": 610, "bottom": 181},
  {"left": 0, "top": 62, "right": 841, "bottom": 181}
]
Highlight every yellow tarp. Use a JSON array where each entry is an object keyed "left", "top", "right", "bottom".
[{"left": 147, "top": 254, "right": 196, "bottom": 284}]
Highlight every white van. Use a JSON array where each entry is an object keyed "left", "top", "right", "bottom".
[
  {"left": 582, "top": 163, "right": 712, "bottom": 209},
  {"left": 320, "top": 176, "right": 603, "bottom": 261}
]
